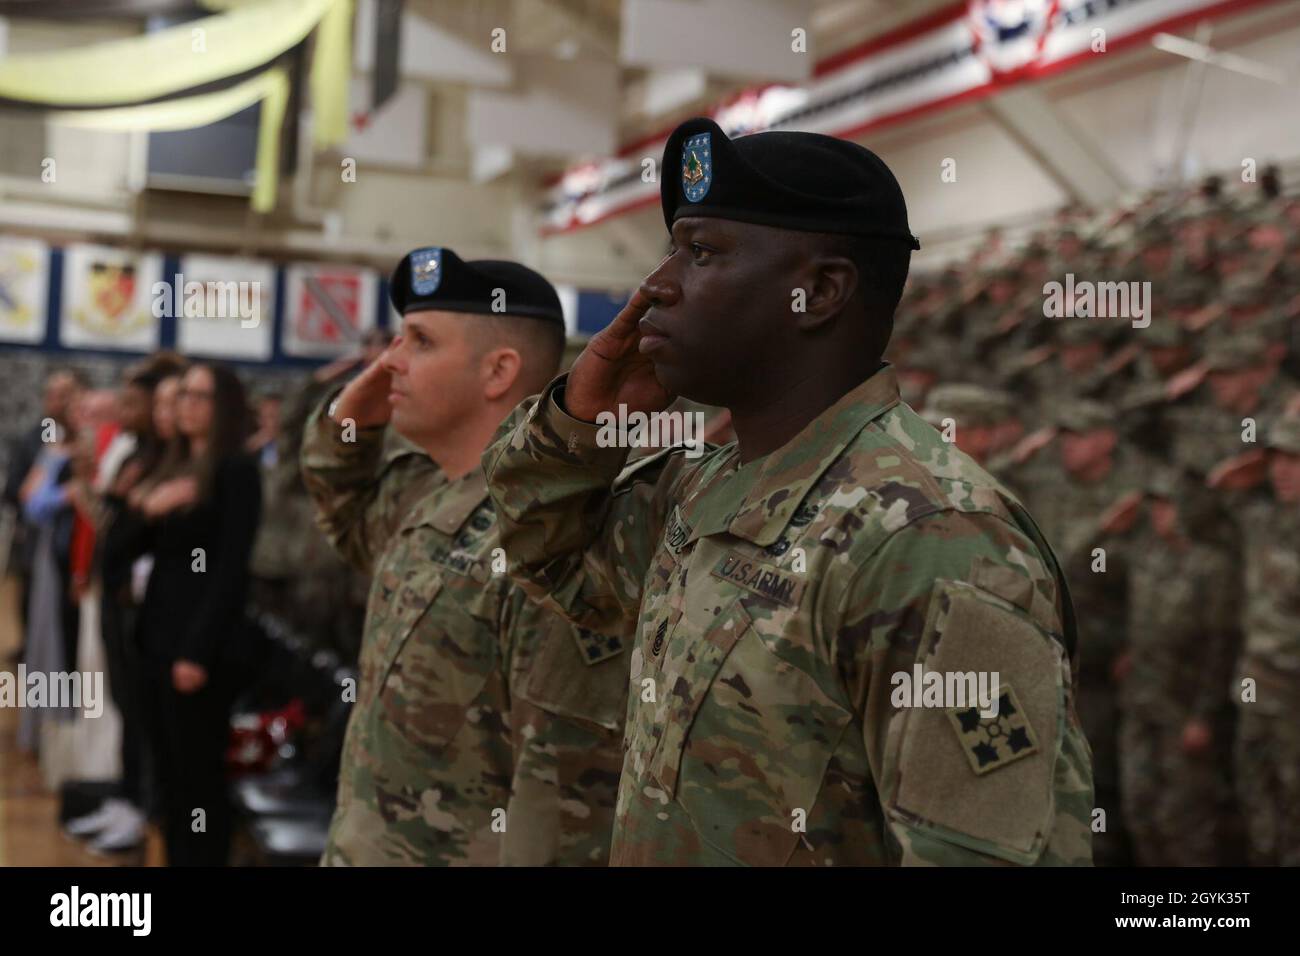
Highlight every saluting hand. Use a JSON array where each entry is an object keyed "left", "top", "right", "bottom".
[
  {"left": 331, "top": 337, "right": 399, "bottom": 429},
  {"left": 1206, "top": 449, "right": 1268, "bottom": 491},
  {"left": 565, "top": 288, "right": 675, "bottom": 423}
]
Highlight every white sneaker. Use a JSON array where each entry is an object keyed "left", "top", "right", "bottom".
[
  {"left": 64, "top": 799, "right": 128, "bottom": 838},
  {"left": 88, "top": 806, "right": 146, "bottom": 855}
]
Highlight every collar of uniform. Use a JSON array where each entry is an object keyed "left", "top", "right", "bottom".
[
  {"left": 402, "top": 464, "right": 490, "bottom": 536},
  {"left": 716, "top": 364, "right": 902, "bottom": 547}
]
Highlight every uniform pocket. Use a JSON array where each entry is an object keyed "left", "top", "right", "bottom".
[
  {"left": 647, "top": 599, "right": 853, "bottom": 866},
  {"left": 377, "top": 571, "right": 501, "bottom": 755},
  {"left": 518, "top": 619, "right": 629, "bottom": 734}
]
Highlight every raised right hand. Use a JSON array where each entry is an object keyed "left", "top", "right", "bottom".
[
  {"left": 1206, "top": 449, "right": 1268, "bottom": 491},
  {"left": 330, "top": 338, "right": 398, "bottom": 429},
  {"left": 565, "top": 289, "right": 675, "bottom": 423}
]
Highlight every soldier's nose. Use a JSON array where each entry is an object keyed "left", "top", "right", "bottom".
[
  {"left": 639, "top": 272, "right": 680, "bottom": 309},
  {"left": 382, "top": 346, "right": 406, "bottom": 375}
]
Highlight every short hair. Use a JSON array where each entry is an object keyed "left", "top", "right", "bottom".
[
  {"left": 50, "top": 366, "right": 90, "bottom": 390},
  {"left": 467, "top": 313, "right": 566, "bottom": 396},
  {"left": 814, "top": 232, "right": 912, "bottom": 357}
]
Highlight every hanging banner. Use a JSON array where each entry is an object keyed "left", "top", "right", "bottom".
[
  {"left": 282, "top": 262, "right": 378, "bottom": 358},
  {"left": 173, "top": 253, "right": 277, "bottom": 362},
  {"left": 541, "top": 0, "right": 1281, "bottom": 234},
  {"left": 59, "top": 244, "right": 162, "bottom": 352},
  {"left": 0, "top": 236, "right": 50, "bottom": 345}
]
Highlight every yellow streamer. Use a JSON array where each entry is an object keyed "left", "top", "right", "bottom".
[
  {"left": 53, "top": 68, "right": 290, "bottom": 213},
  {"left": 0, "top": 0, "right": 331, "bottom": 108}
]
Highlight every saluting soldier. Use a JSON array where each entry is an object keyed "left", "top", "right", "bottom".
[
  {"left": 1000, "top": 400, "right": 1140, "bottom": 866},
  {"left": 302, "top": 248, "right": 627, "bottom": 866},
  {"left": 1095, "top": 466, "right": 1241, "bottom": 866},
  {"left": 485, "top": 118, "right": 1094, "bottom": 866},
  {"left": 1211, "top": 416, "right": 1300, "bottom": 865}
]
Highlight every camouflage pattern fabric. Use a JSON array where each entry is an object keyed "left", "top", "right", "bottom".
[
  {"left": 1107, "top": 516, "right": 1240, "bottom": 866},
  {"left": 1001, "top": 442, "right": 1140, "bottom": 866},
  {"left": 1232, "top": 499, "right": 1300, "bottom": 866},
  {"left": 484, "top": 364, "right": 1094, "bottom": 866},
  {"left": 300, "top": 392, "right": 626, "bottom": 866}
]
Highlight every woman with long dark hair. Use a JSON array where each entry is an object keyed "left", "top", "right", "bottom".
[
  {"left": 133, "top": 362, "right": 262, "bottom": 866},
  {"left": 65, "top": 353, "right": 188, "bottom": 854}
]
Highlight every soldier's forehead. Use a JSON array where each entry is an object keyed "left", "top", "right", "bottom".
[{"left": 402, "top": 309, "right": 469, "bottom": 332}]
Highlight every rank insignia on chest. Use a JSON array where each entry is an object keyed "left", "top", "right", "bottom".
[
  {"left": 947, "top": 683, "right": 1038, "bottom": 775},
  {"left": 410, "top": 247, "right": 442, "bottom": 295},
  {"left": 681, "top": 132, "right": 712, "bottom": 202}
]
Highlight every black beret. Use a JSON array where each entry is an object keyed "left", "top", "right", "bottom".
[
  {"left": 661, "top": 117, "right": 920, "bottom": 250},
  {"left": 389, "top": 247, "right": 565, "bottom": 324}
]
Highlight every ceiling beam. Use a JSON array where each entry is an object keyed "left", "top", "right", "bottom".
[{"left": 981, "top": 85, "right": 1127, "bottom": 209}]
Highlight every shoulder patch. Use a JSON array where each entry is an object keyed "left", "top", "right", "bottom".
[{"left": 947, "top": 682, "right": 1039, "bottom": 776}]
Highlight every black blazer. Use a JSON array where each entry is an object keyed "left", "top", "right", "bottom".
[{"left": 135, "top": 454, "right": 263, "bottom": 669}]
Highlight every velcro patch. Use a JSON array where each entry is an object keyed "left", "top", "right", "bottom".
[
  {"left": 946, "top": 682, "right": 1039, "bottom": 775},
  {"left": 572, "top": 628, "right": 625, "bottom": 665},
  {"left": 663, "top": 506, "right": 691, "bottom": 555},
  {"left": 710, "top": 552, "right": 804, "bottom": 607}
]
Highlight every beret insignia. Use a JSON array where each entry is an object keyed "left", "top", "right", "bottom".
[
  {"left": 410, "top": 247, "right": 442, "bottom": 296},
  {"left": 681, "top": 131, "right": 713, "bottom": 203}
]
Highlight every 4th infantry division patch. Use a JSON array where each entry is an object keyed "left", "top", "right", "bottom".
[{"left": 946, "top": 683, "right": 1038, "bottom": 775}]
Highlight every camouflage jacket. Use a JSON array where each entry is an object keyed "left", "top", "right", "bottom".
[
  {"left": 1234, "top": 497, "right": 1300, "bottom": 713},
  {"left": 1163, "top": 382, "right": 1291, "bottom": 478},
  {"left": 1002, "top": 445, "right": 1144, "bottom": 571},
  {"left": 1107, "top": 521, "right": 1241, "bottom": 722},
  {"left": 300, "top": 394, "right": 626, "bottom": 866},
  {"left": 484, "top": 365, "right": 1094, "bottom": 866},
  {"left": 1002, "top": 445, "right": 1144, "bottom": 687}
]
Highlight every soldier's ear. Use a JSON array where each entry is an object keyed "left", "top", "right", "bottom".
[
  {"left": 481, "top": 346, "right": 523, "bottom": 401},
  {"left": 796, "top": 254, "right": 858, "bottom": 332}
]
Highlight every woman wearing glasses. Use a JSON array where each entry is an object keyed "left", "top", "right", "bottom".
[{"left": 133, "top": 362, "right": 262, "bottom": 866}]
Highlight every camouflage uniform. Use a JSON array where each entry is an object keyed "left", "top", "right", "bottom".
[
  {"left": 920, "top": 383, "right": 1021, "bottom": 473},
  {"left": 1232, "top": 419, "right": 1300, "bottom": 865},
  {"left": 301, "top": 393, "right": 626, "bottom": 866},
  {"left": 1106, "top": 470, "right": 1241, "bottom": 866},
  {"left": 1163, "top": 338, "right": 1294, "bottom": 479},
  {"left": 919, "top": 383, "right": 1015, "bottom": 430},
  {"left": 251, "top": 438, "right": 365, "bottom": 659},
  {"left": 1034, "top": 319, "right": 1130, "bottom": 407},
  {"left": 1001, "top": 401, "right": 1141, "bottom": 866},
  {"left": 485, "top": 365, "right": 1094, "bottom": 866}
]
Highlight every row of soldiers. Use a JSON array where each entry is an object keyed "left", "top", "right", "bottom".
[
  {"left": 252, "top": 146, "right": 1295, "bottom": 865},
  {"left": 895, "top": 177, "right": 1300, "bottom": 866}
]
